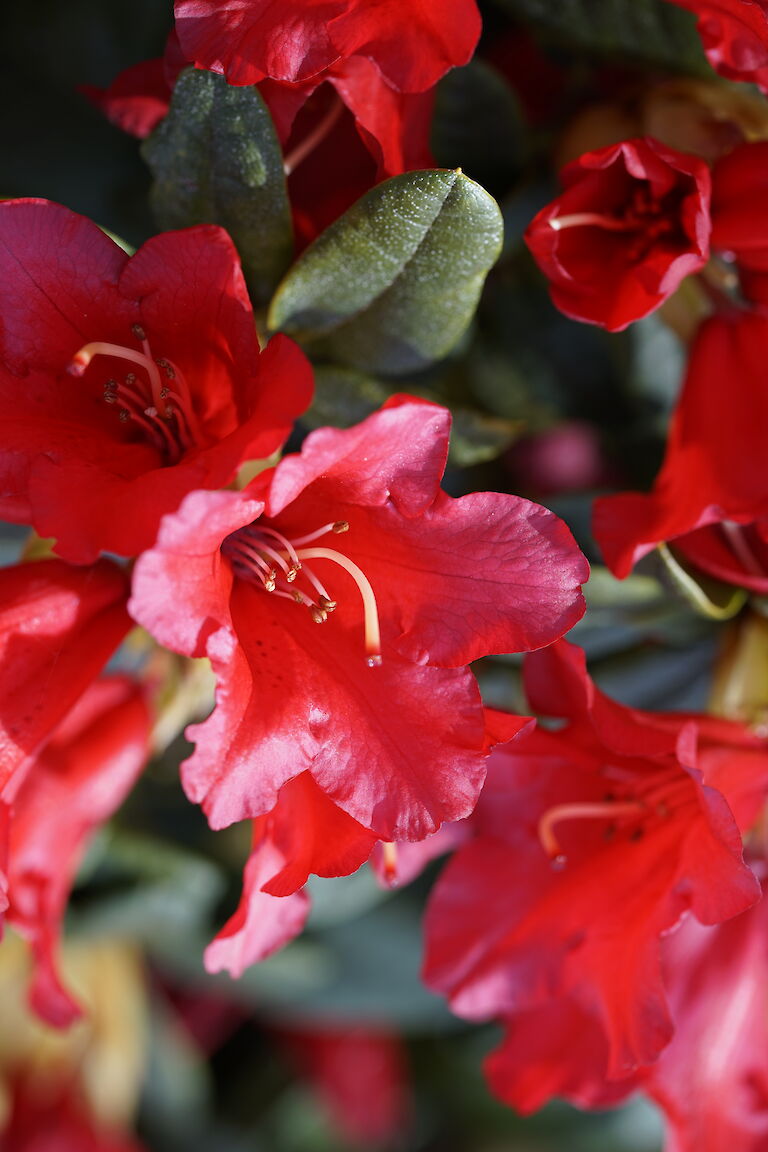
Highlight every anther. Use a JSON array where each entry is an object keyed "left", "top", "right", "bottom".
[
  {"left": 131, "top": 323, "right": 147, "bottom": 341},
  {"left": 310, "top": 606, "right": 328, "bottom": 623},
  {"left": 125, "top": 373, "right": 137, "bottom": 386},
  {"left": 318, "top": 596, "right": 337, "bottom": 612},
  {"left": 118, "top": 409, "right": 130, "bottom": 423},
  {"left": 333, "top": 521, "right": 349, "bottom": 533},
  {"left": 160, "top": 386, "right": 170, "bottom": 399}
]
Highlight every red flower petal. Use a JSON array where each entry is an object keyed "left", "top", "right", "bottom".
[
  {"left": 668, "top": 0, "right": 768, "bottom": 91},
  {"left": 0, "top": 559, "right": 131, "bottom": 800},
  {"left": 174, "top": 0, "right": 481, "bottom": 92},
  {"left": 7, "top": 677, "right": 151, "bottom": 1027},
  {"left": 182, "top": 580, "right": 487, "bottom": 839},
  {"left": 642, "top": 885, "right": 768, "bottom": 1152},
  {"left": 594, "top": 308, "right": 768, "bottom": 584},
  {"left": 203, "top": 829, "right": 310, "bottom": 977}
]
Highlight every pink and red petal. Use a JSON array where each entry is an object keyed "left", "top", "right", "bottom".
[
  {"left": 183, "top": 579, "right": 487, "bottom": 839},
  {"left": 203, "top": 829, "right": 310, "bottom": 977}
]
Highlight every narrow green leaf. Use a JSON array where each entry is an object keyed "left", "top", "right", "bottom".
[
  {"left": 268, "top": 169, "right": 504, "bottom": 376},
  {"left": 493, "top": 0, "right": 707, "bottom": 73},
  {"left": 142, "top": 68, "right": 293, "bottom": 304}
]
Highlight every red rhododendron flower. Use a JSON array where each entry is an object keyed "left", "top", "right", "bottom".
[
  {"left": 524, "top": 137, "right": 711, "bottom": 330},
  {"left": 640, "top": 873, "right": 768, "bottom": 1152},
  {"left": 3, "top": 677, "right": 151, "bottom": 1028},
  {"left": 423, "top": 640, "right": 764, "bottom": 1101},
  {"left": 173, "top": 0, "right": 481, "bottom": 92},
  {"left": 0, "top": 199, "right": 312, "bottom": 563},
  {"left": 594, "top": 307, "right": 768, "bottom": 590},
  {"left": 0, "top": 559, "right": 131, "bottom": 802},
  {"left": 667, "top": 0, "right": 768, "bottom": 92},
  {"left": 131, "top": 398, "right": 587, "bottom": 849}
]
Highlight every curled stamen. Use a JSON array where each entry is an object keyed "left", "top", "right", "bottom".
[
  {"left": 295, "top": 547, "right": 382, "bottom": 666},
  {"left": 68, "top": 340, "right": 165, "bottom": 411},
  {"left": 538, "top": 800, "right": 644, "bottom": 860}
]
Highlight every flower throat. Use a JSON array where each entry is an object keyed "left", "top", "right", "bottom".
[
  {"left": 67, "top": 324, "right": 202, "bottom": 464},
  {"left": 225, "top": 519, "right": 383, "bottom": 667}
]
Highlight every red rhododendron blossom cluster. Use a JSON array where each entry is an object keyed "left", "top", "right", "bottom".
[
  {"left": 424, "top": 641, "right": 768, "bottom": 1113},
  {"left": 10, "top": 0, "right": 768, "bottom": 1146},
  {"left": 0, "top": 180, "right": 588, "bottom": 991}
]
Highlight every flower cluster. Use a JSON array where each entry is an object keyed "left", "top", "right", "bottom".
[{"left": 8, "top": 0, "right": 768, "bottom": 1148}]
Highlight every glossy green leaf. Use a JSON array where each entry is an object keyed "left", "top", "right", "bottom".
[
  {"left": 493, "top": 0, "right": 707, "bottom": 72},
  {"left": 268, "top": 169, "right": 504, "bottom": 375},
  {"left": 142, "top": 68, "right": 293, "bottom": 304}
]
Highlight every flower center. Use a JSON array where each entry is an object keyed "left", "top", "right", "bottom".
[
  {"left": 283, "top": 89, "right": 344, "bottom": 176},
  {"left": 67, "top": 324, "right": 203, "bottom": 464},
  {"left": 548, "top": 184, "right": 678, "bottom": 258},
  {"left": 224, "top": 518, "right": 383, "bottom": 667},
  {"left": 538, "top": 765, "right": 691, "bottom": 868}
]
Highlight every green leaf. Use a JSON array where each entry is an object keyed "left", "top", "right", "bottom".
[
  {"left": 268, "top": 169, "right": 504, "bottom": 376},
  {"left": 432, "top": 61, "right": 525, "bottom": 191},
  {"left": 492, "top": 0, "right": 707, "bottom": 73},
  {"left": 142, "top": 68, "right": 293, "bottom": 304},
  {"left": 70, "top": 830, "right": 225, "bottom": 942},
  {"left": 304, "top": 365, "right": 520, "bottom": 466}
]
